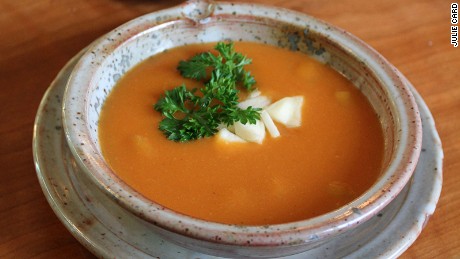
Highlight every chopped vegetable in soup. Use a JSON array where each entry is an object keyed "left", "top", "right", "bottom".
[{"left": 99, "top": 42, "right": 384, "bottom": 225}]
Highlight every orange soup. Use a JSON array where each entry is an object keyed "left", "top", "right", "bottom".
[{"left": 98, "top": 42, "right": 384, "bottom": 225}]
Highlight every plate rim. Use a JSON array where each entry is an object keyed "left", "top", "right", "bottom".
[{"left": 33, "top": 51, "right": 443, "bottom": 259}]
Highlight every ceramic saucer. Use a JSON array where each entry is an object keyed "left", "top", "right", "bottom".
[{"left": 33, "top": 51, "right": 443, "bottom": 259}]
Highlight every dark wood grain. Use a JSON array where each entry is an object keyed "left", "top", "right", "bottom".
[{"left": 0, "top": 0, "right": 458, "bottom": 258}]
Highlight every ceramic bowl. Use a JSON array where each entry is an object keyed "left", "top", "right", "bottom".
[{"left": 62, "top": 1, "right": 422, "bottom": 257}]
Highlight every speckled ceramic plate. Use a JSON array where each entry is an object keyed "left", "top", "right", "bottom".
[{"left": 33, "top": 48, "right": 442, "bottom": 258}]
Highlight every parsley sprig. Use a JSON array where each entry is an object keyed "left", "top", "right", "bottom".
[{"left": 154, "top": 42, "right": 261, "bottom": 142}]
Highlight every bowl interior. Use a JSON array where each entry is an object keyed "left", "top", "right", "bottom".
[{"left": 85, "top": 11, "right": 399, "bottom": 189}]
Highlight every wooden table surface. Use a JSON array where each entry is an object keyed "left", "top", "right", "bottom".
[{"left": 1, "top": 0, "right": 458, "bottom": 258}]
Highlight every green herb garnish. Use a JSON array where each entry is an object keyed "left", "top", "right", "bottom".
[{"left": 154, "top": 42, "right": 261, "bottom": 142}]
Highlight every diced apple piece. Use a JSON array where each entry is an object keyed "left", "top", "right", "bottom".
[
  {"left": 270, "top": 176, "right": 292, "bottom": 198},
  {"left": 296, "top": 60, "right": 329, "bottom": 83},
  {"left": 216, "top": 128, "right": 246, "bottom": 143},
  {"left": 335, "top": 91, "right": 351, "bottom": 105},
  {"left": 260, "top": 110, "right": 280, "bottom": 138},
  {"left": 226, "top": 188, "right": 250, "bottom": 207},
  {"left": 234, "top": 120, "right": 266, "bottom": 144},
  {"left": 328, "top": 181, "right": 355, "bottom": 197},
  {"left": 266, "top": 96, "right": 304, "bottom": 127},
  {"left": 133, "top": 135, "right": 153, "bottom": 154},
  {"left": 237, "top": 95, "right": 271, "bottom": 109}
]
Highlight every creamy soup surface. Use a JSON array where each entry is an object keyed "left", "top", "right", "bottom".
[{"left": 99, "top": 42, "right": 384, "bottom": 225}]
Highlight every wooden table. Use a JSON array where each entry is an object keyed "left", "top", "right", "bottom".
[{"left": 1, "top": 0, "right": 458, "bottom": 258}]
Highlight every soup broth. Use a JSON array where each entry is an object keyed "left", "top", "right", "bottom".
[{"left": 99, "top": 42, "right": 384, "bottom": 225}]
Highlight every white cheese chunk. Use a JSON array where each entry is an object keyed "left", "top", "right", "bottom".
[
  {"left": 237, "top": 95, "right": 271, "bottom": 109},
  {"left": 217, "top": 123, "right": 235, "bottom": 133},
  {"left": 226, "top": 124, "right": 235, "bottom": 133},
  {"left": 260, "top": 110, "right": 280, "bottom": 138},
  {"left": 266, "top": 96, "right": 304, "bottom": 127},
  {"left": 216, "top": 128, "right": 246, "bottom": 143},
  {"left": 234, "top": 120, "right": 266, "bottom": 144}
]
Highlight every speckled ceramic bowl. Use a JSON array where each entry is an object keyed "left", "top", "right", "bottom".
[{"left": 62, "top": 0, "right": 422, "bottom": 257}]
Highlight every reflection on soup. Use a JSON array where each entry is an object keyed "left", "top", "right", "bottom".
[{"left": 98, "top": 42, "right": 384, "bottom": 225}]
